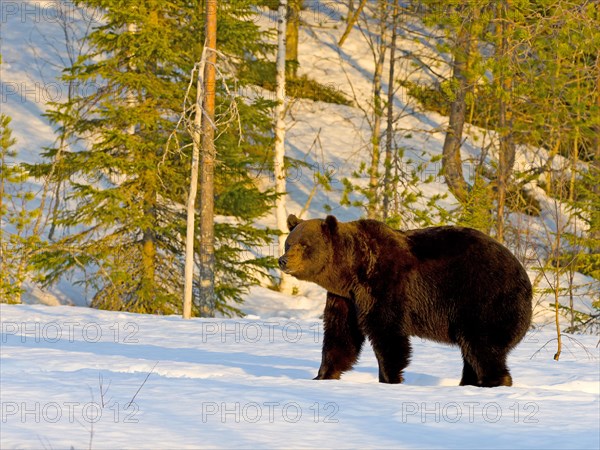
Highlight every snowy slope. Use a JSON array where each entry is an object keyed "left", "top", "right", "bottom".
[
  {"left": 1, "top": 3, "right": 599, "bottom": 448},
  {"left": 1, "top": 303, "right": 599, "bottom": 449},
  {"left": 2, "top": 1, "right": 597, "bottom": 326}
]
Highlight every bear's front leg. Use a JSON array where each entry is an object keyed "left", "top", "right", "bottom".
[
  {"left": 370, "top": 332, "right": 411, "bottom": 384},
  {"left": 315, "top": 292, "right": 365, "bottom": 380}
]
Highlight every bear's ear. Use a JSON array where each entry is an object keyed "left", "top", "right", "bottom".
[
  {"left": 324, "top": 215, "right": 338, "bottom": 235},
  {"left": 287, "top": 214, "right": 302, "bottom": 231}
]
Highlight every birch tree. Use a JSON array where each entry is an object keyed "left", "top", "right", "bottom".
[
  {"left": 183, "top": 48, "right": 207, "bottom": 319},
  {"left": 274, "top": 0, "right": 296, "bottom": 294}
]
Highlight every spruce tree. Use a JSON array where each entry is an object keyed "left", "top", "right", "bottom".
[
  {"left": 33, "top": 1, "right": 276, "bottom": 315},
  {"left": 1, "top": 114, "right": 21, "bottom": 302},
  {"left": 0, "top": 115, "right": 43, "bottom": 303}
]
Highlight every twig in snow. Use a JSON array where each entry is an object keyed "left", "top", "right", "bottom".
[{"left": 126, "top": 361, "right": 159, "bottom": 410}]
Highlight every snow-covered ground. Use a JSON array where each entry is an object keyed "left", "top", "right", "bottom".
[{"left": 1, "top": 301, "right": 599, "bottom": 449}]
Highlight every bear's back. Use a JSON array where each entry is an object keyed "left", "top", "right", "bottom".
[{"left": 403, "top": 226, "right": 501, "bottom": 262}]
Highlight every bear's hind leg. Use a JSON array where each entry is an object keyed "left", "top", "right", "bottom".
[
  {"left": 466, "top": 348, "right": 513, "bottom": 387},
  {"left": 478, "top": 357, "right": 513, "bottom": 387},
  {"left": 459, "top": 358, "right": 479, "bottom": 387},
  {"left": 315, "top": 292, "right": 365, "bottom": 380}
]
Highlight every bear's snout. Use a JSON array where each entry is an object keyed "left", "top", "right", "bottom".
[{"left": 278, "top": 256, "right": 288, "bottom": 271}]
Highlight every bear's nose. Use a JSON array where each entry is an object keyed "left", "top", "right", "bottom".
[{"left": 278, "top": 256, "right": 287, "bottom": 269}]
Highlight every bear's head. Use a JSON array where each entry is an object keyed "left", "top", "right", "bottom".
[{"left": 278, "top": 214, "right": 340, "bottom": 283}]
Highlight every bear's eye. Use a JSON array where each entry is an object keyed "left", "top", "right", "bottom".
[{"left": 300, "top": 243, "right": 313, "bottom": 256}]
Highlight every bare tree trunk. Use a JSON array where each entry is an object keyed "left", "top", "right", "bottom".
[
  {"left": 183, "top": 50, "right": 207, "bottom": 319},
  {"left": 569, "top": 77, "right": 579, "bottom": 204},
  {"left": 347, "top": 0, "right": 355, "bottom": 24},
  {"left": 140, "top": 190, "right": 157, "bottom": 306},
  {"left": 441, "top": 13, "right": 473, "bottom": 205},
  {"left": 568, "top": 219, "right": 577, "bottom": 331},
  {"left": 197, "top": 0, "right": 217, "bottom": 317},
  {"left": 496, "top": 0, "right": 515, "bottom": 243},
  {"left": 553, "top": 263, "right": 562, "bottom": 361},
  {"left": 338, "top": 0, "right": 367, "bottom": 47},
  {"left": 553, "top": 203, "right": 562, "bottom": 361},
  {"left": 286, "top": 0, "right": 301, "bottom": 78},
  {"left": 122, "top": 21, "right": 159, "bottom": 307},
  {"left": 124, "top": 20, "right": 157, "bottom": 307},
  {"left": 382, "top": 0, "right": 399, "bottom": 220},
  {"left": 275, "top": 0, "right": 296, "bottom": 294},
  {"left": 367, "top": 1, "right": 387, "bottom": 220},
  {"left": 566, "top": 62, "right": 583, "bottom": 330},
  {"left": 126, "top": 23, "right": 137, "bottom": 136},
  {"left": 593, "top": 50, "right": 600, "bottom": 254},
  {"left": 596, "top": 50, "right": 600, "bottom": 163}
]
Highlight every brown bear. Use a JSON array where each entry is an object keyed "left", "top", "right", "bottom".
[{"left": 279, "top": 214, "right": 532, "bottom": 387}]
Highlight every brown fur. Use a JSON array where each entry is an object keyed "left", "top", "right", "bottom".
[{"left": 279, "top": 215, "right": 533, "bottom": 387}]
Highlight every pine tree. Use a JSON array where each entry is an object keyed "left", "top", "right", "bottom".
[
  {"left": 33, "top": 1, "right": 277, "bottom": 316},
  {"left": 1, "top": 113, "right": 20, "bottom": 302},
  {"left": 0, "top": 115, "right": 42, "bottom": 303}
]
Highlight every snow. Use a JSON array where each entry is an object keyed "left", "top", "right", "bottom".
[
  {"left": 1, "top": 1, "right": 599, "bottom": 447},
  {"left": 1, "top": 302, "right": 599, "bottom": 449}
]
